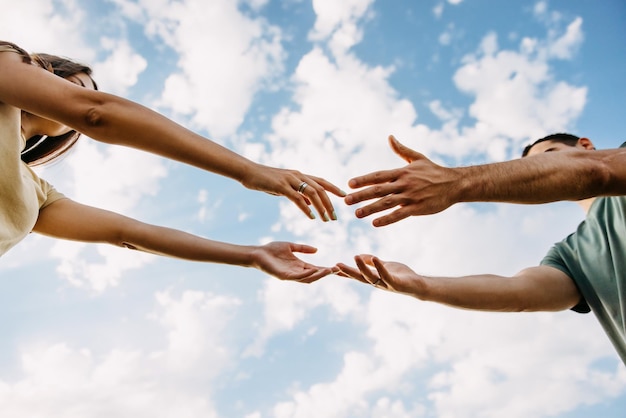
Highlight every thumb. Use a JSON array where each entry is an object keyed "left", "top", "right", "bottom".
[
  {"left": 389, "top": 135, "right": 423, "bottom": 163},
  {"left": 290, "top": 243, "right": 318, "bottom": 254}
]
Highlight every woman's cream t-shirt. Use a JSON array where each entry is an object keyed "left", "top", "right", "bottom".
[{"left": 0, "top": 44, "right": 65, "bottom": 256}]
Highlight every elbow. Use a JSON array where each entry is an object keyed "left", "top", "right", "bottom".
[
  {"left": 75, "top": 95, "right": 113, "bottom": 141},
  {"left": 108, "top": 217, "right": 142, "bottom": 250},
  {"left": 84, "top": 106, "right": 104, "bottom": 129}
]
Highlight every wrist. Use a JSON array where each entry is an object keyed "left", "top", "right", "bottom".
[
  {"left": 450, "top": 166, "right": 474, "bottom": 204},
  {"left": 247, "top": 244, "right": 265, "bottom": 269},
  {"left": 219, "top": 243, "right": 258, "bottom": 268},
  {"left": 404, "top": 275, "right": 433, "bottom": 301},
  {"left": 238, "top": 160, "right": 263, "bottom": 190}
]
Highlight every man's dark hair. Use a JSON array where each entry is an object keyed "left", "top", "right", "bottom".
[{"left": 521, "top": 133, "right": 580, "bottom": 157}]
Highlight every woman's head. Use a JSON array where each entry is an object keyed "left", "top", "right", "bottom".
[{"left": 20, "top": 52, "right": 98, "bottom": 166}]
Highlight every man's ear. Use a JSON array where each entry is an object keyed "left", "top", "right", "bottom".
[{"left": 578, "top": 137, "right": 596, "bottom": 150}]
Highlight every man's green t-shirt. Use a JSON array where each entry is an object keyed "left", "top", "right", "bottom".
[{"left": 541, "top": 195, "right": 626, "bottom": 365}]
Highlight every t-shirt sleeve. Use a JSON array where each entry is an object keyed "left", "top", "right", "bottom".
[
  {"left": 38, "top": 178, "right": 66, "bottom": 210},
  {"left": 541, "top": 248, "right": 591, "bottom": 314}
]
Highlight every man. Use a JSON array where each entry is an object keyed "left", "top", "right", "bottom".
[{"left": 337, "top": 133, "right": 626, "bottom": 364}]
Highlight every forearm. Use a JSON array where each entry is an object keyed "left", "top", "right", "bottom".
[
  {"left": 456, "top": 150, "right": 625, "bottom": 204},
  {"left": 417, "top": 274, "right": 527, "bottom": 311},
  {"left": 0, "top": 55, "right": 256, "bottom": 183},
  {"left": 120, "top": 221, "right": 258, "bottom": 266},
  {"left": 418, "top": 268, "right": 578, "bottom": 312},
  {"left": 35, "top": 200, "right": 258, "bottom": 266},
  {"left": 75, "top": 95, "right": 258, "bottom": 184}
]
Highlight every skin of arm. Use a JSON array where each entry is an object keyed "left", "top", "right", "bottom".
[
  {"left": 0, "top": 50, "right": 344, "bottom": 221},
  {"left": 345, "top": 135, "right": 626, "bottom": 226},
  {"left": 336, "top": 255, "right": 581, "bottom": 312},
  {"left": 34, "top": 199, "right": 336, "bottom": 283}
]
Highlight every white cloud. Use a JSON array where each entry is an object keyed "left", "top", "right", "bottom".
[
  {"left": 547, "top": 16, "right": 583, "bottom": 59},
  {"left": 244, "top": 278, "right": 362, "bottom": 357},
  {"left": 0, "top": 0, "right": 94, "bottom": 61},
  {"left": 308, "top": 0, "right": 375, "bottom": 58},
  {"left": 309, "top": 0, "right": 374, "bottom": 41},
  {"left": 433, "top": 3, "right": 444, "bottom": 19},
  {"left": 108, "top": 0, "right": 146, "bottom": 21},
  {"left": 92, "top": 37, "right": 148, "bottom": 96},
  {"left": 271, "top": 290, "right": 626, "bottom": 417},
  {"left": 453, "top": 30, "right": 586, "bottom": 147},
  {"left": 0, "top": 290, "right": 239, "bottom": 417},
  {"left": 427, "top": 313, "right": 626, "bottom": 417},
  {"left": 115, "top": 0, "right": 286, "bottom": 138},
  {"left": 253, "top": 46, "right": 422, "bottom": 185},
  {"left": 533, "top": 1, "right": 548, "bottom": 18}
]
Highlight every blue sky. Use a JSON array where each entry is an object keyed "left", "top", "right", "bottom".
[{"left": 1, "top": 0, "right": 626, "bottom": 417}]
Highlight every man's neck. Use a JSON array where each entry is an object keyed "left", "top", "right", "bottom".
[{"left": 577, "top": 197, "right": 596, "bottom": 214}]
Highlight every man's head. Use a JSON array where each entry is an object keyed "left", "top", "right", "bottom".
[{"left": 522, "top": 133, "right": 595, "bottom": 158}]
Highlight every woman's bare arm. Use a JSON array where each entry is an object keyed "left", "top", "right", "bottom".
[
  {"left": 0, "top": 51, "right": 344, "bottom": 221},
  {"left": 34, "top": 199, "right": 336, "bottom": 282}
]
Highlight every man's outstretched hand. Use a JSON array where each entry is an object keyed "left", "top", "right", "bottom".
[{"left": 344, "top": 135, "right": 462, "bottom": 226}]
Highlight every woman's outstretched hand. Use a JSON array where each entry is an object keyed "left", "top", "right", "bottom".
[
  {"left": 242, "top": 164, "right": 346, "bottom": 222},
  {"left": 252, "top": 242, "right": 338, "bottom": 283}
]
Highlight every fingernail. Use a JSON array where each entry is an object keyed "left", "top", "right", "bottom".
[
  {"left": 331, "top": 210, "right": 337, "bottom": 220},
  {"left": 340, "top": 189, "right": 348, "bottom": 196},
  {"left": 309, "top": 211, "right": 316, "bottom": 219},
  {"left": 323, "top": 212, "right": 330, "bottom": 222}
]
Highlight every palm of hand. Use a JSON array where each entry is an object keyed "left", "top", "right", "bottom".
[
  {"left": 376, "top": 260, "right": 422, "bottom": 295},
  {"left": 254, "top": 242, "right": 331, "bottom": 283}
]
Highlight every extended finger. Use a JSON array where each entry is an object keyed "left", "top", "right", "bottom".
[
  {"left": 344, "top": 182, "right": 401, "bottom": 206},
  {"left": 371, "top": 257, "right": 392, "bottom": 281},
  {"left": 371, "top": 207, "right": 413, "bottom": 227},
  {"left": 354, "top": 256, "right": 381, "bottom": 285},
  {"left": 299, "top": 177, "right": 335, "bottom": 221},
  {"left": 306, "top": 175, "right": 345, "bottom": 220},
  {"left": 289, "top": 243, "right": 318, "bottom": 254},
  {"left": 388, "top": 135, "right": 424, "bottom": 163},
  {"left": 347, "top": 168, "right": 399, "bottom": 191},
  {"left": 335, "top": 262, "right": 369, "bottom": 284},
  {"left": 353, "top": 194, "right": 402, "bottom": 219},
  {"left": 287, "top": 185, "right": 318, "bottom": 220},
  {"left": 307, "top": 175, "right": 347, "bottom": 197},
  {"left": 296, "top": 266, "right": 335, "bottom": 283}
]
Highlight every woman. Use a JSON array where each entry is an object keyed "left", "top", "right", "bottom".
[{"left": 0, "top": 41, "right": 343, "bottom": 282}]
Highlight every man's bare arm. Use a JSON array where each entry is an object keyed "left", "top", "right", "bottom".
[
  {"left": 337, "top": 255, "right": 581, "bottom": 312},
  {"left": 345, "top": 135, "right": 626, "bottom": 226}
]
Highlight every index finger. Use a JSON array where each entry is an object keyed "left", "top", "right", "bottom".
[{"left": 307, "top": 175, "right": 347, "bottom": 197}]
